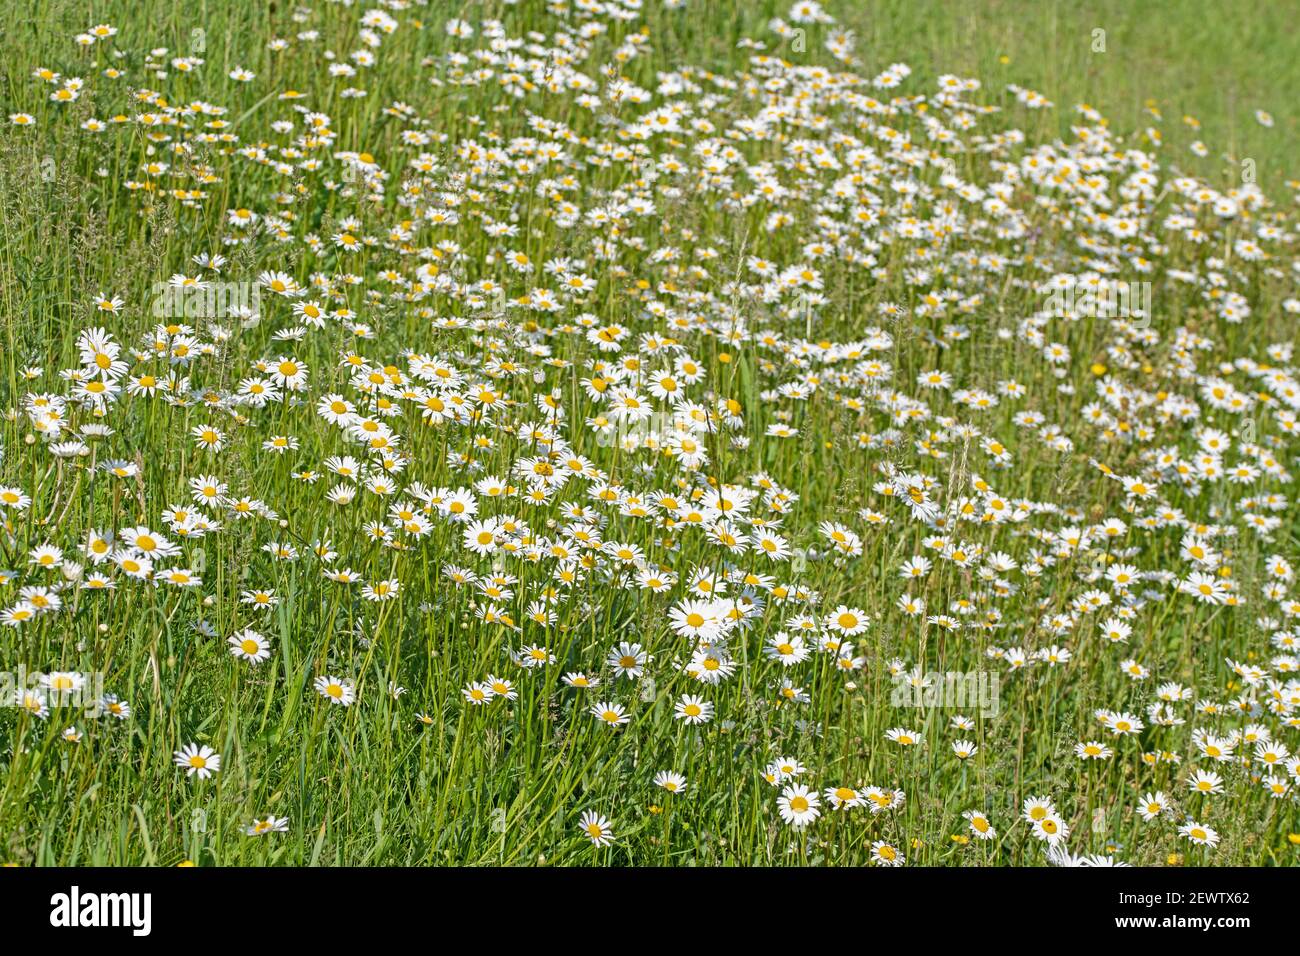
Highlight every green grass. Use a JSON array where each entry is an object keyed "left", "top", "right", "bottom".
[{"left": 0, "top": 0, "right": 1298, "bottom": 866}]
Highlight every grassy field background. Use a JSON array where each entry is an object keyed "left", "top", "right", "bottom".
[{"left": 0, "top": 0, "right": 1298, "bottom": 866}]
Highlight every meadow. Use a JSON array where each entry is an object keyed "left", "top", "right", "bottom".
[{"left": 1, "top": 0, "right": 1299, "bottom": 866}]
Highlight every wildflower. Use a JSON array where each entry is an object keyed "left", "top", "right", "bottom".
[
  {"left": 1178, "top": 820, "right": 1220, "bottom": 848},
  {"left": 777, "top": 784, "right": 821, "bottom": 828},
  {"left": 963, "top": 810, "right": 996, "bottom": 840},
  {"left": 578, "top": 811, "right": 614, "bottom": 847},
  {"left": 174, "top": 743, "right": 221, "bottom": 780},
  {"left": 245, "top": 816, "right": 290, "bottom": 836},
  {"left": 314, "top": 676, "right": 356, "bottom": 706},
  {"left": 654, "top": 771, "right": 687, "bottom": 794},
  {"left": 673, "top": 694, "right": 713, "bottom": 725},
  {"left": 870, "top": 841, "right": 904, "bottom": 866},
  {"left": 591, "top": 701, "right": 629, "bottom": 727},
  {"left": 228, "top": 629, "right": 271, "bottom": 663}
]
